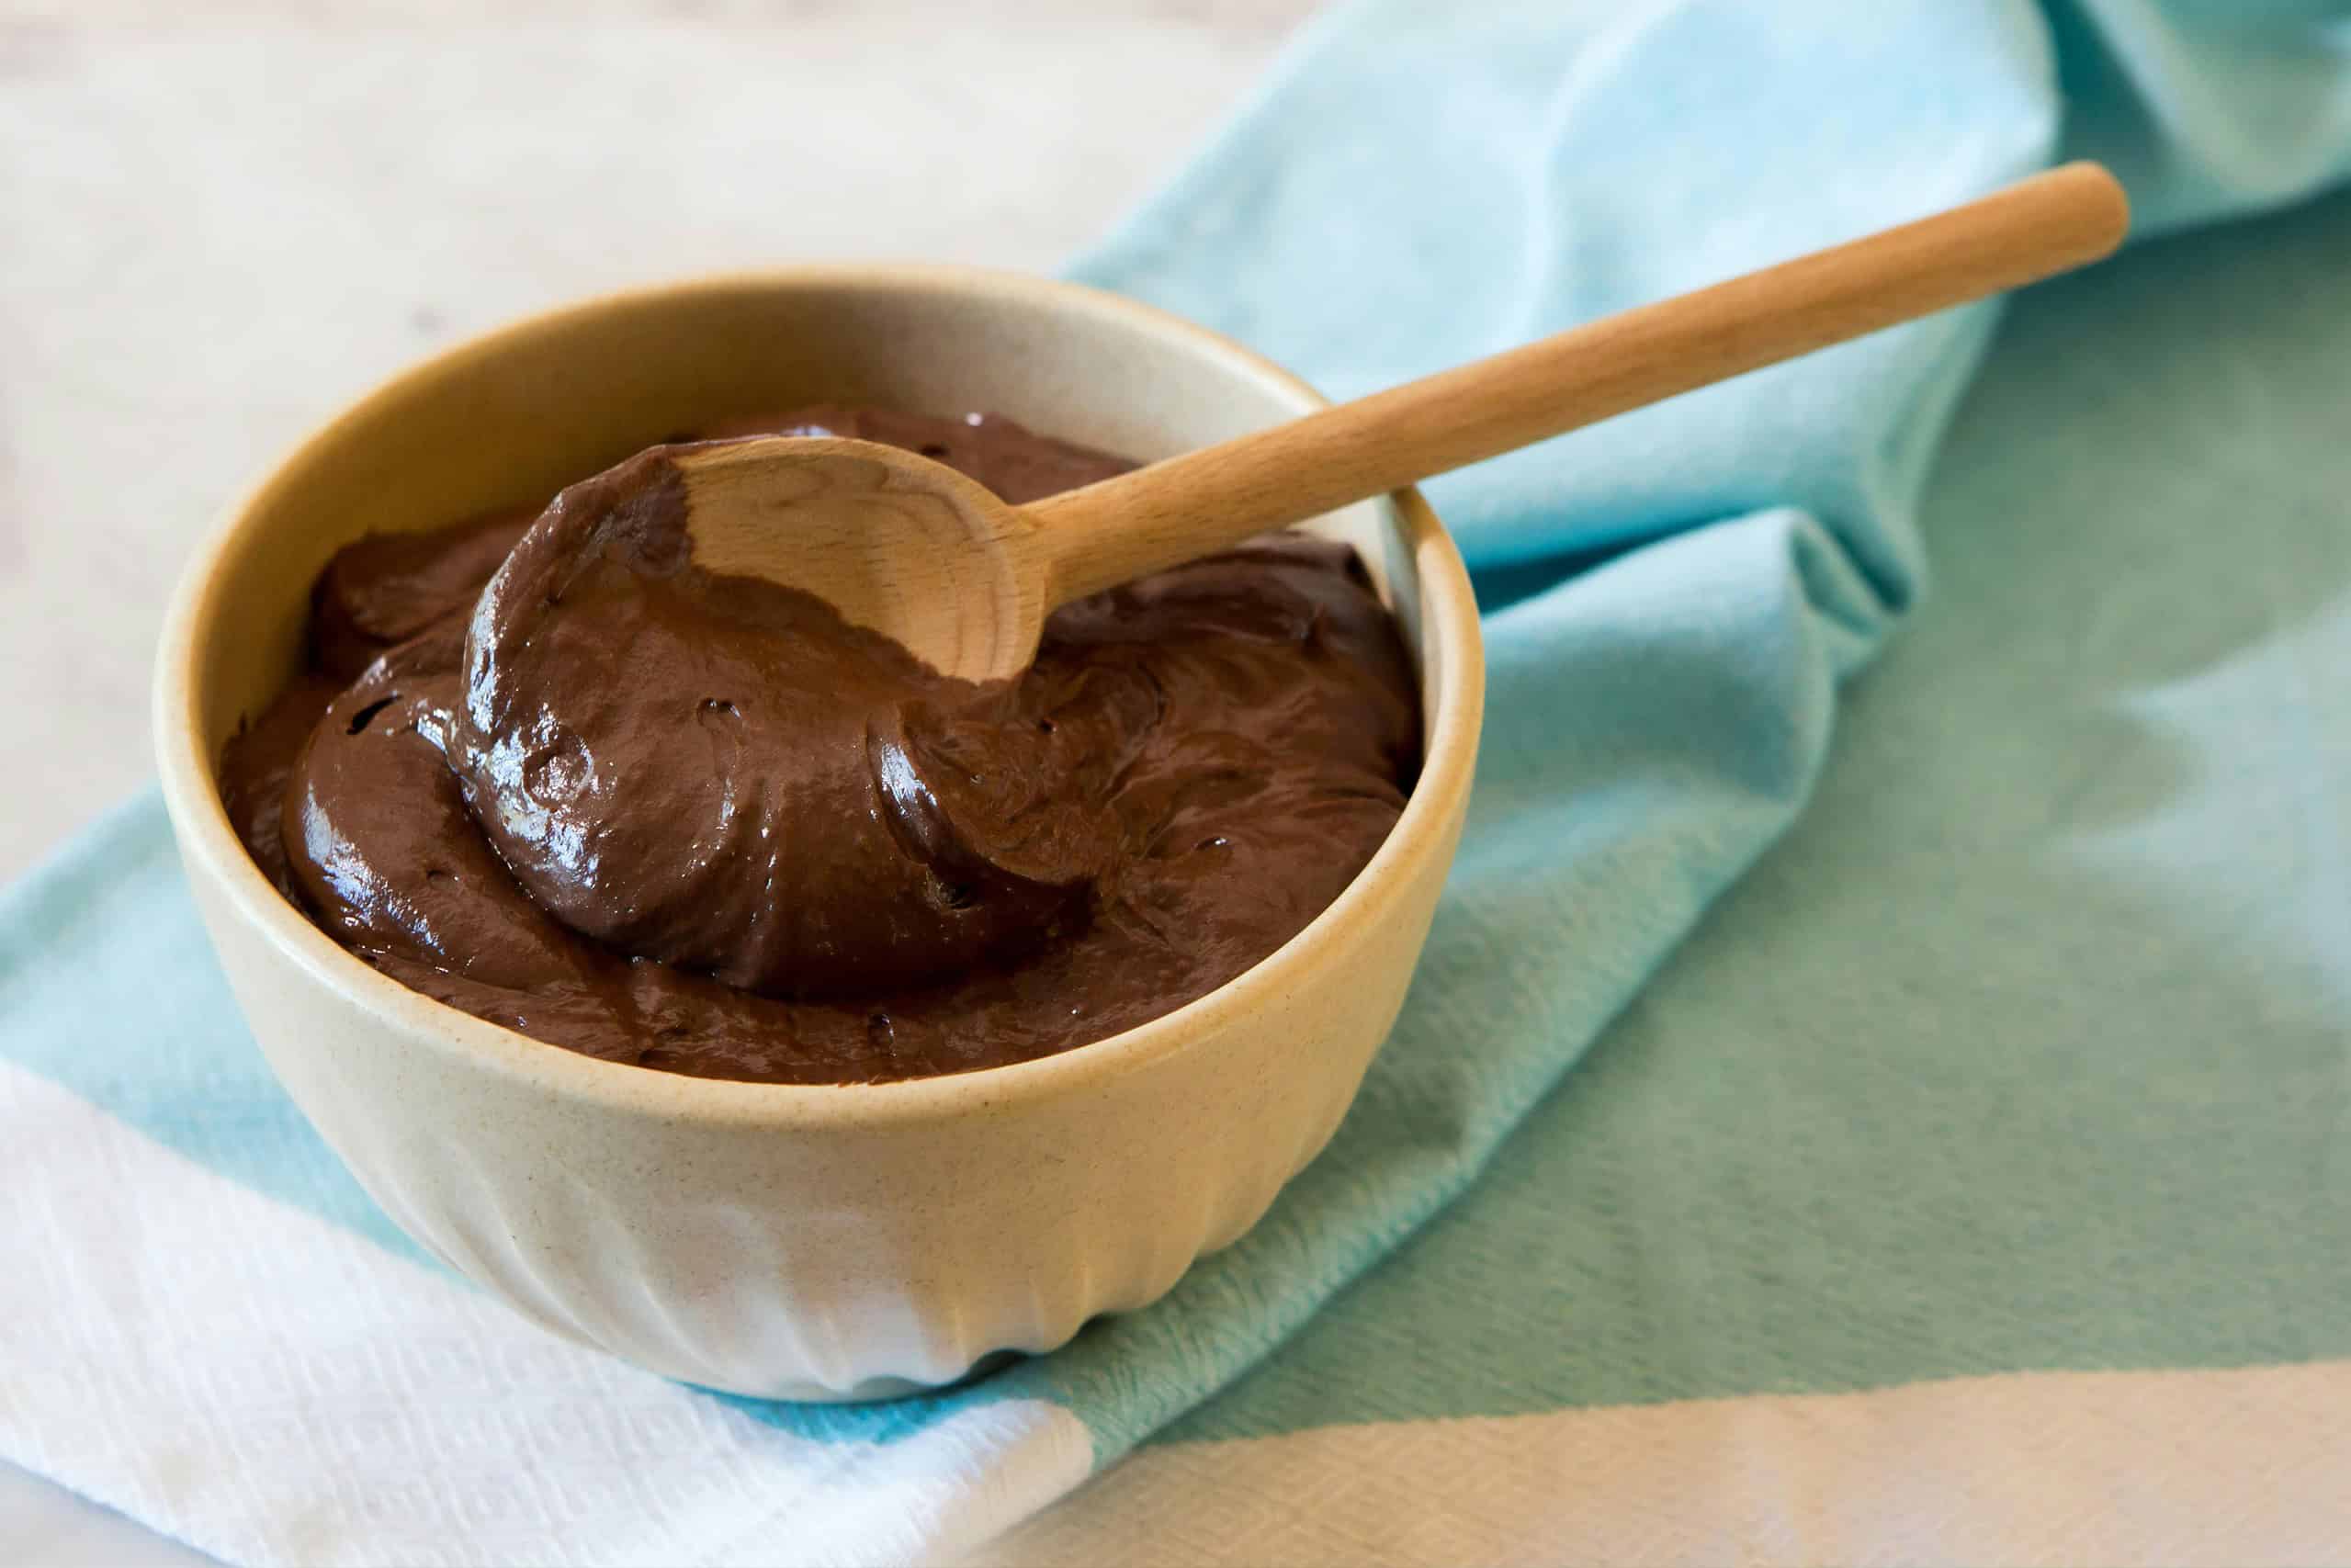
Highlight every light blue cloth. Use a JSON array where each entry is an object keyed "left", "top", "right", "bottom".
[{"left": 6, "top": 0, "right": 2351, "bottom": 1554}]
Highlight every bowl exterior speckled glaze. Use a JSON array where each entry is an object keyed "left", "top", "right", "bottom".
[{"left": 153, "top": 266, "right": 1485, "bottom": 1399}]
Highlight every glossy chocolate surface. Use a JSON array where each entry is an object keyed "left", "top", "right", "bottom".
[{"left": 220, "top": 409, "right": 1420, "bottom": 1083}]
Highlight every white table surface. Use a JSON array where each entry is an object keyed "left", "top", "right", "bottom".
[{"left": 0, "top": 3, "right": 1311, "bottom": 1560}]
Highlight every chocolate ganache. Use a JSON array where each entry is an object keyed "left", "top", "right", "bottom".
[{"left": 220, "top": 407, "right": 1421, "bottom": 1083}]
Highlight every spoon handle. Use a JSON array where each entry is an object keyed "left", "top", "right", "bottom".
[{"left": 1027, "top": 161, "right": 2128, "bottom": 604}]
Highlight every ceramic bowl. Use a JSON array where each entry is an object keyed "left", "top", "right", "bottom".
[{"left": 153, "top": 265, "right": 1485, "bottom": 1399}]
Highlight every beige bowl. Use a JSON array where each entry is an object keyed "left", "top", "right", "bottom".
[{"left": 153, "top": 265, "right": 1485, "bottom": 1400}]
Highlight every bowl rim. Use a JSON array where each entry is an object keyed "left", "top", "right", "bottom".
[{"left": 153, "top": 262, "right": 1486, "bottom": 1130}]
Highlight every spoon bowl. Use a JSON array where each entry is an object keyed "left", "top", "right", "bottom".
[{"left": 669, "top": 434, "right": 1056, "bottom": 682}]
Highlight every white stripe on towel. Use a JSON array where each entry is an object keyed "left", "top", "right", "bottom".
[
  {"left": 0, "top": 1060, "right": 1091, "bottom": 1568},
  {"left": 971, "top": 1357, "right": 2351, "bottom": 1565}
]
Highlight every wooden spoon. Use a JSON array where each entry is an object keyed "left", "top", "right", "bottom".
[{"left": 671, "top": 162, "right": 2128, "bottom": 682}]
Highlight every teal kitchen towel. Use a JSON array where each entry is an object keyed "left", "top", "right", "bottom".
[{"left": 6, "top": 3, "right": 2350, "bottom": 1563}]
